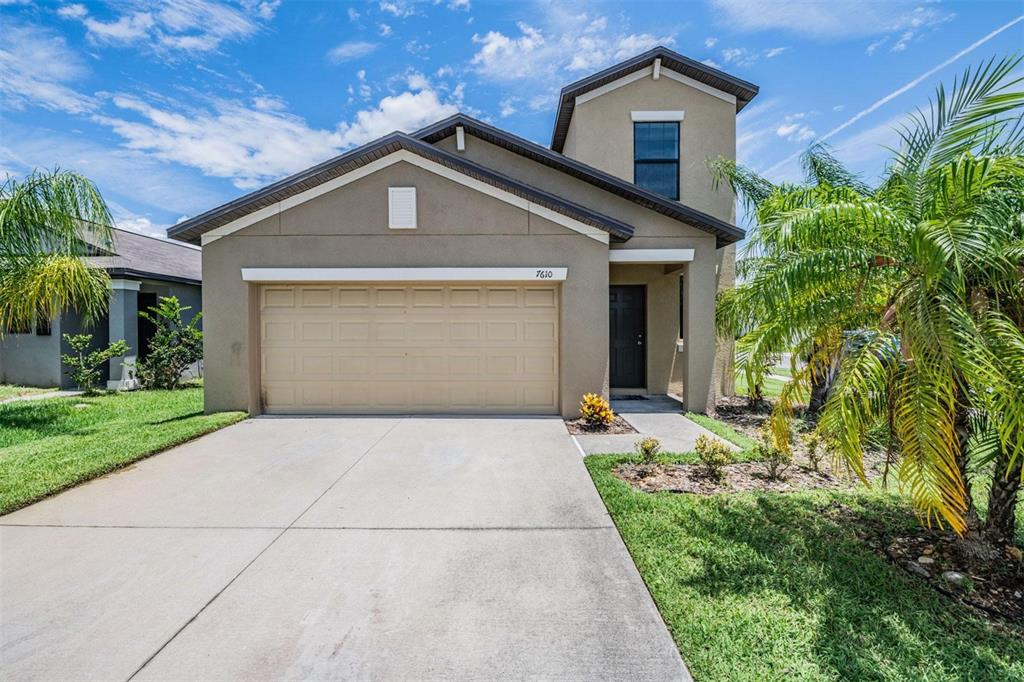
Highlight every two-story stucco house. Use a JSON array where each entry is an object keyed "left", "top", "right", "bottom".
[{"left": 168, "top": 47, "right": 758, "bottom": 418}]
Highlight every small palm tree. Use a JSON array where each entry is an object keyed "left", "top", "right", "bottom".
[
  {"left": 0, "top": 169, "right": 114, "bottom": 333},
  {"left": 714, "top": 56, "right": 1024, "bottom": 536}
]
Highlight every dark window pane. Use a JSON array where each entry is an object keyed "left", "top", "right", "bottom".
[
  {"left": 634, "top": 122, "right": 679, "bottom": 160},
  {"left": 634, "top": 162, "right": 679, "bottom": 199}
]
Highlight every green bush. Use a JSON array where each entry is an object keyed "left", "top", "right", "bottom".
[
  {"left": 695, "top": 434, "right": 732, "bottom": 482},
  {"left": 804, "top": 432, "right": 823, "bottom": 471},
  {"left": 757, "top": 424, "right": 793, "bottom": 480},
  {"left": 61, "top": 333, "right": 129, "bottom": 393},
  {"left": 634, "top": 436, "right": 662, "bottom": 465},
  {"left": 134, "top": 296, "right": 203, "bottom": 390}
]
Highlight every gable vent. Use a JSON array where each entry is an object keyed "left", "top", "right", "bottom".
[{"left": 388, "top": 187, "right": 417, "bottom": 229}]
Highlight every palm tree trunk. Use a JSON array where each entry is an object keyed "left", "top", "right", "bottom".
[
  {"left": 985, "top": 444, "right": 1022, "bottom": 544},
  {"left": 953, "top": 402, "right": 979, "bottom": 529}
]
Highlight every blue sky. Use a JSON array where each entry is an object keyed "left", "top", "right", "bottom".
[{"left": 2, "top": 0, "right": 1022, "bottom": 237}]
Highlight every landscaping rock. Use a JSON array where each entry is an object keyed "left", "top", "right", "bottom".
[
  {"left": 941, "top": 571, "right": 970, "bottom": 592},
  {"left": 904, "top": 561, "right": 930, "bottom": 579},
  {"left": 917, "top": 555, "right": 935, "bottom": 565}
]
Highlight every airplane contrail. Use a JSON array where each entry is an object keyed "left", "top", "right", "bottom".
[{"left": 762, "top": 14, "right": 1024, "bottom": 177}]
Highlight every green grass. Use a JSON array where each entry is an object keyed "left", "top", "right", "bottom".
[
  {"left": 735, "top": 374, "right": 791, "bottom": 399},
  {"left": 685, "top": 412, "right": 758, "bottom": 452},
  {"left": 587, "top": 455, "right": 1024, "bottom": 681},
  {"left": 771, "top": 366, "right": 793, "bottom": 378},
  {"left": 0, "top": 387, "right": 246, "bottom": 514},
  {"left": 0, "top": 384, "right": 55, "bottom": 402}
]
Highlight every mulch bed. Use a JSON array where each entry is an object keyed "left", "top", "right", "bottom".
[
  {"left": 614, "top": 461, "right": 853, "bottom": 494},
  {"left": 564, "top": 415, "right": 637, "bottom": 435},
  {"left": 815, "top": 501, "right": 1024, "bottom": 624}
]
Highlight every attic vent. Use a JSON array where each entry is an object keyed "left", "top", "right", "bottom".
[{"left": 388, "top": 187, "right": 417, "bottom": 229}]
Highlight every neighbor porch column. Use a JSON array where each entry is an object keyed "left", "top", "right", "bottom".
[{"left": 107, "top": 279, "right": 140, "bottom": 390}]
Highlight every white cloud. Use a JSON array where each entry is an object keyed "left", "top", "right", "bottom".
[
  {"left": 448, "top": 0, "right": 470, "bottom": 10},
  {"left": 471, "top": 19, "right": 672, "bottom": 82},
  {"left": 405, "top": 39, "right": 429, "bottom": 55},
  {"left": 378, "top": 23, "right": 392, "bottom": 36},
  {"left": 776, "top": 122, "right": 815, "bottom": 143},
  {"left": 380, "top": 1, "right": 417, "bottom": 18},
  {"left": 865, "top": 37, "right": 887, "bottom": 55},
  {"left": 735, "top": 97, "right": 781, "bottom": 165},
  {"left": 499, "top": 96, "right": 518, "bottom": 117},
  {"left": 0, "top": 24, "right": 95, "bottom": 114},
  {"left": 710, "top": 0, "right": 955, "bottom": 39},
  {"left": 91, "top": 76, "right": 462, "bottom": 189},
  {"left": 891, "top": 30, "right": 914, "bottom": 52},
  {"left": 58, "top": 0, "right": 270, "bottom": 54},
  {"left": 109, "top": 202, "right": 168, "bottom": 238},
  {"left": 347, "top": 7, "right": 360, "bottom": 21},
  {"left": 704, "top": 36, "right": 718, "bottom": 48},
  {"left": 327, "top": 40, "right": 380, "bottom": 63},
  {"left": 702, "top": 58, "right": 722, "bottom": 69},
  {"left": 721, "top": 45, "right": 789, "bottom": 67}
]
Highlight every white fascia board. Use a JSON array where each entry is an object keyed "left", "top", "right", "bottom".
[
  {"left": 575, "top": 64, "right": 737, "bottom": 107},
  {"left": 108, "top": 278, "right": 142, "bottom": 291},
  {"left": 609, "top": 249, "right": 694, "bottom": 264},
  {"left": 200, "top": 150, "right": 608, "bottom": 245},
  {"left": 241, "top": 267, "right": 569, "bottom": 282},
  {"left": 631, "top": 111, "right": 685, "bottom": 122}
]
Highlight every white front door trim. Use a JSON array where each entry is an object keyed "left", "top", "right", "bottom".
[
  {"left": 241, "top": 267, "right": 569, "bottom": 282},
  {"left": 201, "top": 150, "right": 609, "bottom": 246},
  {"left": 608, "top": 249, "right": 695, "bottom": 264}
]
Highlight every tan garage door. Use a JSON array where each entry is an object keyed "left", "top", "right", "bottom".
[{"left": 259, "top": 283, "right": 559, "bottom": 414}]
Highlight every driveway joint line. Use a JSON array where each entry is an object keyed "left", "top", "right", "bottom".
[{"left": 124, "top": 417, "right": 406, "bottom": 682}]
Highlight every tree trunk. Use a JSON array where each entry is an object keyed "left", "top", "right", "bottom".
[
  {"left": 985, "top": 444, "right": 1022, "bottom": 544},
  {"left": 953, "top": 402, "right": 979, "bottom": 529},
  {"left": 806, "top": 344, "right": 837, "bottom": 418}
]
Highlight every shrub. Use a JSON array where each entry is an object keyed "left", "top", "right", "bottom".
[
  {"left": 61, "top": 333, "right": 129, "bottom": 393},
  {"left": 634, "top": 436, "right": 662, "bottom": 465},
  {"left": 695, "top": 434, "right": 732, "bottom": 481},
  {"left": 134, "top": 296, "right": 203, "bottom": 390},
  {"left": 804, "top": 432, "right": 822, "bottom": 471},
  {"left": 579, "top": 392, "right": 614, "bottom": 427},
  {"left": 757, "top": 424, "right": 793, "bottom": 480}
]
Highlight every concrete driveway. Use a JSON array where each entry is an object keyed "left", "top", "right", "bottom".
[{"left": 1, "top": 416, "right": 688, "bottom": 681}]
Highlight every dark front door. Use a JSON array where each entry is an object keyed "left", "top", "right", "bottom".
[
  {"left": 610, "top": 285, "right": 645, "bottom": 388},
  {"left": 137, "top": 292, "right": 158, "bottom": 359}
]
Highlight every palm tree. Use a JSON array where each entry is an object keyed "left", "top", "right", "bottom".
[
  {"left": 714, "top": 56, "right": 1024, "bottom": 537},
  {"left": 0, "top": 169, "right": 114, "bottom": 334}
]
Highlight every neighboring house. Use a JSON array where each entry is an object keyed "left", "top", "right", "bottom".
[
  {"left": 169, "top": 46, "right": 757, "bottom": 418},
  {"left": 0, "top": 227, "right": 202, "bottom": 389}
]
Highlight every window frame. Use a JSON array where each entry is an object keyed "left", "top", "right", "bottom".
[{"left": 633, "top": 121, "right": 680, "bottom": 201}]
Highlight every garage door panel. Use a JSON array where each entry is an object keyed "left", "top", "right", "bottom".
[{"left": 260, "top": 284, "right": 559, "bottom": 414}]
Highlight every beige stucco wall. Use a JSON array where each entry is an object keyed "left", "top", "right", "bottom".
[
  {"left": 562, "top": 74, "right": 737, "bottom": 220},
  {"left": 559, "top": 70, "right": 740, "bottom": 406},
  {"left": 202, "top": 160, "right": 608, "bottom": 418},
  {"left": 435, "top": 134, "right": 721, "bottom": 411}
]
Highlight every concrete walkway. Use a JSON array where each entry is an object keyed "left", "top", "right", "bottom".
[
  {"left": 574, "top": 396, "right": 735, "bottom": 455},
  {"left": 0, "top": 389, "right": 81, "bottom": 405},
  {"left": 0, "top": 416, "right": 688, "bottom": 681}
]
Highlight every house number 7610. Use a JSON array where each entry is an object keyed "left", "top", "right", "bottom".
[{"left": 535, "top": 269, "right": 554, "bottom": 279}]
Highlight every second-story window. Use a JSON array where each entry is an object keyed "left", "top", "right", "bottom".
[{"left": 633, "top": 122, "right": 680, "bottom": 200}]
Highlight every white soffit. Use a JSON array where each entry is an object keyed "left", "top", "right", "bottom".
[
  {"left": 574, "top": 64, "right": 738, "bottom": 107},
  {"left": 631, "top": 110, "right": 685, "bottom": 122},
  {"left": 200, "top": 150, "right": 609, "bottom": 245},
  {"left": 241, "top": 267, "right": 569, "bottom": 282},
  {"left": 609, "top": 249, "right": 695, "bottom": 264}
]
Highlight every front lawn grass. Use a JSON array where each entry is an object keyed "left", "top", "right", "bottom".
[
  {"left": 684, "top": 411, "right": 757, "bottom": 452},
  {"left": 0, "top": 384, "right": 55, "bottom": 402},
  {"left": 735, "top": 374, "right": 791, "bottom": 399},
  {"left": 0, "top": 387, "right": 245, "bottom": 514},
  {"left": 586, "top": 455, "right": 1024, "bottom": 681}
]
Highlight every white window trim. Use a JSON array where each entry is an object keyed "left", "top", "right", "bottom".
[
  {"left": 108, "top": 279, "right": 141, "bottom": 291},
  {"left": 240, "top": 267, "right": 568, "bottom": 282},
  {"left": 200, "top": 150, "right": 609, "bottom": 245},
  {"left": 455, "top": 125, "right": 466, "bottom": 151},
  {"left": 631, "top": 110, "right": 685, "bottom": 122},
  {"left": 608, "top": 249, "right": 694, "bottom": 264},
  {"left": 574, "top": 64, "right": 737, "bottom": 107},
  {"left": 388, "top": 186, "right": 417, "bottom": 229}
]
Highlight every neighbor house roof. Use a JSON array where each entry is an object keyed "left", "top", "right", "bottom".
[
  {"left": 414, "top": 113, "right": 745, "bottom": 247},
  {"left": 167, "top": 132, "right": 636, "bottom": 245},
  {"left": 86, "top": 227, "right": 202, "bottom": 285},
  {"left": 550, "top": 45, "right": 759, "bottom": 153}
]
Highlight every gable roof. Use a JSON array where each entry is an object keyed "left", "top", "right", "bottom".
[
  {"left": 87, "top": 227, "right": 202, "bottom": 284},
  {"left": 167, "top": 132, "right": 634, "bottom": 245},
  {"left": 415, "top": 113, "right": 744, "bottom": 247},
  {"left": 550, "top": 45, "right": 759, "bottom": 153}
]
